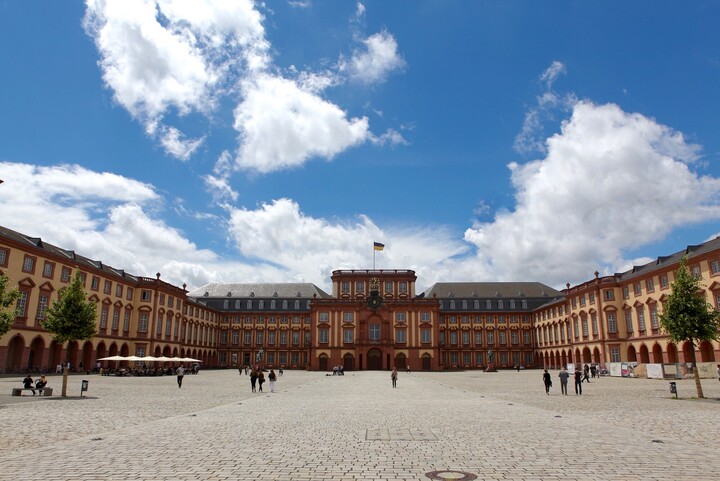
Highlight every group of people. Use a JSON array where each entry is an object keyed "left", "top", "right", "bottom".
[
  {"left": 544, "top": 364, "right": 596, "bottom": 396},
  {"left": 22, "top": 374, "right": 49, "bottom": 395},
  {"left": 243, "top": 367, "right": 278, "bottom": 393}
]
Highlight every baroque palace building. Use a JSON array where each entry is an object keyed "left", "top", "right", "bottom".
[{"left": 0, "top": 224, "right": 718, "bottom": 373}]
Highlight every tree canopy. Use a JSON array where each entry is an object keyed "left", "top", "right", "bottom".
[
  {"left": 0, "top": 273, "right": 21, "bottom": 338},
  {"left": 41, "top": 272, "right": 97, "bottom": 343}
]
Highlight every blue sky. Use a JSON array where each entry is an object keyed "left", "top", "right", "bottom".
[{"left": 1, "top": 0, "right": 719, "bottom": 292}]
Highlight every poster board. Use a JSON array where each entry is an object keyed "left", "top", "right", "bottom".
[{"left": 646, "top": 363, "right": 664, "bottom": 379}]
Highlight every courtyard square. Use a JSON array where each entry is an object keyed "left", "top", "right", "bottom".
[{"left": 1, "top": 369, "right": 719, "bottom": 481}]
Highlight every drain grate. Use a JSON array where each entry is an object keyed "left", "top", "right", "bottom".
[{"left": 365, "top": 428, "right": 438, "bottom": 441}]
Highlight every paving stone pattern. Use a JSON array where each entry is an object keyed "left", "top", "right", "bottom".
[{"left": 0, "top": 369, "right": 719, "bottom": 480}]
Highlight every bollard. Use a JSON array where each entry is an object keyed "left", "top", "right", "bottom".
[
  {"left": 669, "top": 381, "right": 677, "bottom": 398},
  {"left": 81, "top": 380, "right": 89, "bottom": 397}
]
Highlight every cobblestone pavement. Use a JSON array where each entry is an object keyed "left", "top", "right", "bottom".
[{"left": 1, "top": 369, "right": 719, "bottom": 481}]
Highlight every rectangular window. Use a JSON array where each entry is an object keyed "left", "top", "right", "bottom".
[
  {"left": 462, "top": 331, "right": 470, "bottom": 345},
  {"left": 0, "top": 248, "right": 7, "bottom": 267},
  {"left": 498, "top": 331, "right": 507, "bottom": 345},
  {"left": 399, "top": 282, "right": 408, "bottom": 294},
  {"left": 356, "top": 281, "right": 365, "bottom": 294},
  {"left": 573, "top": 319, "right": 579, "bottom": 338},
  {"left": 582, "top": 317, "right": 589, "bottom": 337},
  {"left": 344, "top": 328, "right": 353, "bottom": 343},
  {"left": 650, "top": 306, "right": 659, "bottom": 330},
  {"left": 42, "top": 261, "right": 54, "bottom": 278},
  {"left": 138, "top": 313, "right": 148, "bottom": 332},
  {"left": 396, "top": 329, "right": 406, "bottom": 343},
  {"left": 343, "top": 312, "right": 354, "bottom": 323},
  {"left": 90, "top": 276, "right": 100, "bottom": 291},
  {"left": 243, "top": 331, "right": 252, "bottom": 344},
  {"left": 634, "top": 283, "right": 641, "bottom": 295},
  {"left": 319, "top": 329, "right": 329, "bottom": 343},
  {"left": 637, "top": 308, "right": 646, "bottom": 331},
  {"left": 475, "top": 331, "right": 483, "bottom": 345},
  {"left": 660, "top": 275, "right": 669, "bottom": 288},
  {"left": 115, "top": 284, "right": 123, "bottom": 297},
  {"left": 625, "top": 311, "right": 633, "bottom": 333},
  {"left": 268, "top": 331, "right": 276, "bottom": 345},
  {"left": 571, "top": 298, "right": 577, "bottom": 309},
  {"left": 256, "top": 331, "right": 264, "bottom": 345},
  {"left": 591, "top": 313, "right": 598, "bottom": 336},
  {"left": 319, "top": 312, "right": 329, "bottom": 322},
  {"left": 486, "top": 331, "right": 495, "bottom": 345},
  {"left": 395, "top": 312, "right": 406, "bottom": 322},
  {"left": 292, "top": 331, "right": 300, "bottom": 345},
  {"left": 279, "top": 331, "right": 288, "bottom": 345},
  {"left": 99, "top": 306, "right": 108, "bottom": 329},
  {"left": 421, "top": 312, "right": 431, "bottom": 323},
  {"left": 711, "top": 261, "right": 720, "bottom": 275},
  {"left": 112, "top": 309, "right": 120, "bottom": 330},
  {"left": 16, "top": 292, "right": 28, "bottom": 317},
  {"left": 369, "top": 324, "right": 380, "bottom": 341},
  {"left": 421, "top": 329, "right": 431, "bottom": 343},
  {"left": 611, "top": 347, "right": 621, "bottom": 363},
  {"left": 141, "top": 290, "right": 151, "bottom": 302},
  {"left": 691, "top": 265, "right": 701, "bottom": 279},
  {"left": 449, "top": 331, "right": 458, "bottom": 345},
  {"left": 607, "top": 313, "right": 617, "bottom": 333},
  {"left": 341, "top": 281, "right": 350, "bottom": 294},
  {"left": 384, "top": 281, "right": 393, "bottom": 294},
  {"left": 22, "top": 255, "right": 35, "bottom": 273},
  {"left": 126, "top": 287, "right": 134, "bottom": 300},
  {"left": 497, "top": 300, "right": 504, "bottom": 309},
  {"left": 589, "top": 292, "right": 595, "bottom": 304},
  {"left": 60, "top": 266, "right": 71, "bottom": 282},
  {"left": 36, "top": 294, "right": 49, "bottom": 320},
  {"left": 103, "top": 280, "right": 112, "bottom": 295},
  {"left": 165, "top": 317, "right": 172, "bottom": 337},
  {"left": 511, "top": 331, "right": 519, "bottom": 345},
  {"left": 646, "top": 279, "right": 654, "bottom": 293},
  {"left": 579, "top": 296, "right": 586, "bottom": 307},
  {"left": 485, "top": 300, "right": 492, "bottom": 309},
  {"left": 523, "top": 331, "right": 531, "bottom": 345},
  {"left": 604, "top": 289, "right": 614, "bottom": 301},
  {"left": 123, "top": 311, "right": 130, "bottom": 332}
]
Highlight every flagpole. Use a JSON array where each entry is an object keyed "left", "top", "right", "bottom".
[{"left": 373, "top": 246, "right": 376, "bottom": 270}]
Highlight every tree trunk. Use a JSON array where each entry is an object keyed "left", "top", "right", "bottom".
[
  {"left": 690, "top": 339, "right": 704, "bottom": 399},
  {"left": 61, "top": 366, "right": 68, "bottom": 397}
]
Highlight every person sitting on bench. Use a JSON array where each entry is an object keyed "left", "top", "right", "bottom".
[
  {"left": 23, "top": 374, "right": 36, "bottom": 395},
  {"left": 35, "top": 375, "right": 48, "bottom": 394}
]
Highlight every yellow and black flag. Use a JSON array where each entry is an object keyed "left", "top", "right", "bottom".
[{"left": 373, "top": 242, "right": 385, "bottom": 251}]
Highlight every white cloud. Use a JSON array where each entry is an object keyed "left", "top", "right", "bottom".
[
  {"left": 159, "top": 126, "right": 205, "bottom": 161},
  {"left": 370, "top": 128, "right": 407, "bottom": 146},
  {"left": 233, "top": 74, "right": 370, "bottom": 173},
  {"left": 341, "top": 30, "right": 405, "bottom": 84},
  {"left": 514, "top": 61, "right": 576, "bottom": 155},
  {"left": 226, "top": 198, "right": 468, "bottom": 289},
  {"left": 466, "top": 101, "right": 720, "bottom": 287}
]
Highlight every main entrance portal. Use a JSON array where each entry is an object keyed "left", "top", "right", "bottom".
[{"left": 367, "top": 349, "right": 382, "bottom": 370}]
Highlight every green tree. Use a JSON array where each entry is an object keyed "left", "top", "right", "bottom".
[
  {"left": 659, "top": 256, "right": 720, "bottom": 398},
  {"left": 0, "top": 273, "right": 21, "bottom": 338},
  {"left": 41, "top": 272, "right": 97, "bottom": 396}
]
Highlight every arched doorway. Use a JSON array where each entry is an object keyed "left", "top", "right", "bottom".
[
  {"left": 421, "top": 353, "right": 431, "bottom": 370},
  {"left": 66, "top": 341, "right": 79, "bottom": 370},
  {"left": 666, "top": 343, "right": 678, "bottom": 363},
  {"left": 652, "top": 344, "right": 664, "bottom": 364},
  {"left": 28, "top": 337, "right": 45, "bottom": 371},
  {"left": 699, "top": 340, "right": 715, "bottom": 362},
  {"left": 367, "top": 349, "right": 382, "bottom": 370},
  {"left": 82, "top": 341, "right": 94, "bottom": 373},
  {"left": 318, "top": 354, "right": 329, "bottom": 371},
  {"left": 639, "top": 344, "right": 650, "bottom": 363},
  {"left": 343, "top": 353, "right": 355, "bottom": 371},
  {"left": 582, "top": 347, "right": 591, "bottom": 363},
  {"left": 681, "top": 341, "right": 693, "bottom": 364},
  {"left": 627, "top": 345, "right": 637, "bottom": 362},
  {"left": 394, "top": 353, "right": 407, "bottom": 370},
  {"left": 5, "top": 335, "right": 25, "bottom": 372},
  {"left": 593, "top": 348, "right": 601, "bottom": 364}
]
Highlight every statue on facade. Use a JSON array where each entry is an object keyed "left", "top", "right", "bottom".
[{"left": 255, "top": 348, "right": 264, "bottom": 362}]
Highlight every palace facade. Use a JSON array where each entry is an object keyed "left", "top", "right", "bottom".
[{"left": 0, "top": 224, "right": 718, "bottom": 372}]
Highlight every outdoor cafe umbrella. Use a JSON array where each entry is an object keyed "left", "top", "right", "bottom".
[
  {"left": 97, "top": 355, "right": 126, "bottom": 361},
  {"left": 181, "top": 358, "right": 202, "bottom": 363}
]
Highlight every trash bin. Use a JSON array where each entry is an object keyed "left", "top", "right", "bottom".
[
  {"left": 669, "top": 381, "right": 677, "bottom": 398},
  {"left": 81, "top": 380, "right": 89, "bottom": 397}
]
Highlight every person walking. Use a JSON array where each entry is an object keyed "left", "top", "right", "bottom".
[
  {"left": 268, "top": 369, "right": 277, "bottom": 393},
  {"left": 582, "top": 364, "right": 590, "bottom": 383},
  {"left": 250, "top": 369, "right": 258, "bottom": 392},
  {"left": 176, "top": 365, "right": 185, "bottom": 388},
  {"left": 391, "top": 368, "right": 398, "bottom": 388},
  {"left": 542, "top": 369, "right": 552, "bottom": 395},
  {"left": 574, "top": 369, "right": 583, "bottom": 395},
  {"left": 258, "top": 370, "right": 265, "bottom": 392},
  {"left": 558, "top": 367, "right": 570, "bottom": 395}
]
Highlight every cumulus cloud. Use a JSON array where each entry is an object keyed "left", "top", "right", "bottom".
[
  {"left": 233, "top": 74, "right": 370, "bottom": 173},
  {"left": 226, "top": 198, "right": 469, "bottom": 287},
  {"left": 340, "top": 30, "right": 405, "bottom": 84},
  {"left": 204, "top": 151, "right": 239, "bottom": 202},
  {"left": 466, "top": 101, "right": 720, "bottom": 286},
  {"left": 159, "top": 126, "right": 205, "bottom": 161}
]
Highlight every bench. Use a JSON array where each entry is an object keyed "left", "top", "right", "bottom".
[{"left": 11, "top": 387, "right": 53, "bottom": 396}]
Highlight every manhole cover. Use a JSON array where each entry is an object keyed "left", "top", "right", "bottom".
[{"left": 426, "top": 470, "right": 477, "bottom": 481}]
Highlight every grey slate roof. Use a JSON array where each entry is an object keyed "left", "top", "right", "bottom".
[
  {"left": 422, "top": 282, "right": 562, "bottom": 299},
  {"left": 617, "top": 235, "right": 720, "bottom": 281},
  {"left": 188, "top": 282, "right": 332, "bottom": 299}
]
